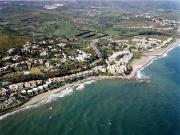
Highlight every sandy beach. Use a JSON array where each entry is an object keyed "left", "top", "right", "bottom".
[
  {"left": 20, "top": 76, "right": 129, "bottom": 108},
  {"left": 128, "top": 38, "right": 180, "bottom": 79},
  {"left": 1, "top": 38, "right": 180, "bottom": 118}
]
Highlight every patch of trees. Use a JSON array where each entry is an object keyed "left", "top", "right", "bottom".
[
  {"left": 96, "top": 33, "right": 108, "bottom": 38},
  {"left": 98, "top": 16, "right": 120, "bottom": 28},
  {"left": 2, "top": 62, "right": 92, "bottom": 83},
  {"left": 83, "top": 33, "right": 95, "bottom": 38},
  {"left": 138, "top": 31, "right": 167, "bottom": 36},
  {"left": 0, "top": 33, "right": 29, "bottom": 50},
  {"left": 75, "top": 31, "right": 91, "bottom": 37}
]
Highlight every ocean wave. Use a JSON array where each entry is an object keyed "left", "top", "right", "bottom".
[
  {"left": 164, "top": 46, "right": 176, "bottom": 55},
  {"left": 162, "top": 53, "right": 167, "bottom": 57},
  {"left": 0, "top": 110, "right": 18, "bottom": 121},
  {"left": 44, "top": 80, "right": 96, "bottom": 104},
  {"left": 0, "top": 80, "right": 96, "bottom": 120},
  {"left": 136, "top": 45, "right": 178, "bottom": 79},
  {"left": 0, "top": 99, "right": 48, "bottom": 121},
  {"left": 76, "top": 80, "right": 95, "bottom": 91},
  {"left": 43, "top": 88, "right": 74, "bottom": 104},
  {"left": 136, "top": 69, "right": 150, "bottom": 80},
  {"left": 0, "top": 88, "right": 74, "bottom": 121},
  {"left": 84, "top": 80, "right": 96, "bottom": 85},
  {"left": 76, "top": 84, "right": 85, "bottom": 91},
  {"left": 136, "top": 57, "right": 154, "bottom": 80},
  {"left": 0, "top": 105, "right": 33, "bottom": 121}
]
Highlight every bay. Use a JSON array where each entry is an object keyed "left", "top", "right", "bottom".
[{"left": 0, "top": 46, "right": 180, "bottom": 135}]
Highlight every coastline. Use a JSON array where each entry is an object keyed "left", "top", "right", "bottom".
[
  {"left": 128, "top": 38, "right": 180, "bottom": 79},
  {"left": 0, "top": 38, "right": 180, "bottom": 119}
]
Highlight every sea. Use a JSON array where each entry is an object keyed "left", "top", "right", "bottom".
[{"left": 0, "top": 45, "right": 180, "bottom": 135}]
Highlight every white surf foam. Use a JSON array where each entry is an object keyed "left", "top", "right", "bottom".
[
  {"left": 0, "top": 81, "right": 96, "bottom": 120},
  {"left": 76, "top": 84, "right": 85, "bottom": 91},
  {"left": 0, "top": 110, "right": 17, "bottom": 121},
  {"left": 136, "top": 45, "right": 178, "bottom": 79},
  {"left": 136, "top": 70, "right": 144, "bottom": 79},
  {"left": 76, "top": 80, "right": 95, "bottom": 91},
  {"left": 136, "top": 58, "right": 154, "bottom": 80},
  {"left": 49, "top": 116, "right": 52, "bottom": 119},
  {"left": 162, "top": 52, "right": 167, "bottom": 57},
  {"left": 43, "top": 88, "right": 74, "bottom": 104},
  {"left": 49, "top": 107, "right": 53, "bottom": 110},
  {"left": 0, "top": 88, "right": 74, "bottom": 121},
  {"left": 136, "top": 69, "right": 149, "bottom": 80},
  {"left": 0, "top": 103, "right": 39, "bottom": 121},
  {"left": 84, "top": 80, "right": 96, "bottom": 85}
]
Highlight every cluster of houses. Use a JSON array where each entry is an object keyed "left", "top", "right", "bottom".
[
  {"left": 0, "top": 31, "right": 175, "bottom": 112},
  {"left": 0, "top": 38, "right": 96, "bottom": 110},
  {"left": 44, "top": 3, "right": 64, "bottom": 10},
  {"left": 76, "top": 49, "right": 91, "bottom": 62},
  {"left": 87, "top": 8, "right": 98, "bottom": 17},
  {"left": 132, "top": 36, "right": 161, "bottom": 50},
  {"left": 0, "top": 41, "right": 134, "bottom": 108},
  {"left": 8, "top": 80, "right": 43, "bottom": 92},
  {"left": 132, "top": 36, "right": 173, "bottom": 50},
  {"left": 0, "top": 87, "right": 17, "bottom": 109},
  {"left": 0, "top": 69, "right": 96, "bottom": 109},
  {"left": 151, "top": 17, "right": 176, "bottom": 27},
  {"left": 122, "top": 14, "right": 177, "bottom": 27},
  {"left": 20, "top": 70, "right": 95, "bottom": 96},
  {"left": 94, "top": 50, "right": 133, "bottom": 75},
  {"left": 0, "top": 39, "right": 93, "bottom": 76}
]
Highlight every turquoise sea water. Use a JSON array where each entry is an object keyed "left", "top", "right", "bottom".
[{"left": 0, "top": 46, "right": 180, "bottom": 135}]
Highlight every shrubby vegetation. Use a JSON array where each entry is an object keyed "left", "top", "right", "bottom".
[{"left": 0, "top": 33, "right": 29, "bottom": 50}]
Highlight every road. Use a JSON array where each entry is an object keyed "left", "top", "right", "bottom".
[{"left": 90, "top": 39, "right": 101, "bottom": 58}]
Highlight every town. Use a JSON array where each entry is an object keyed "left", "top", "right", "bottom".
[
  {"left": 0, "top": 33, "right": 175, "bottom": 114},
  {"left": 0, "top": 1, "right": 179, "bottom": 115}
]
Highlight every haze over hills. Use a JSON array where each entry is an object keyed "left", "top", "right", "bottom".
[{"left": 1, "top": 0, "right": 180, "bottom": 11}]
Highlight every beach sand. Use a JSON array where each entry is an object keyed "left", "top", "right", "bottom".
[{"left": 128, "top": 38, "right": 180, "bottom": 79}]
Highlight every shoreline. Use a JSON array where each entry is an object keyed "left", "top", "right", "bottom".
[
  {"left": 0, "top": 39, "right": 180, "bottom": 119},
  {"left": 128, "top": 38, "right": 180, "bottom": 79}
]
